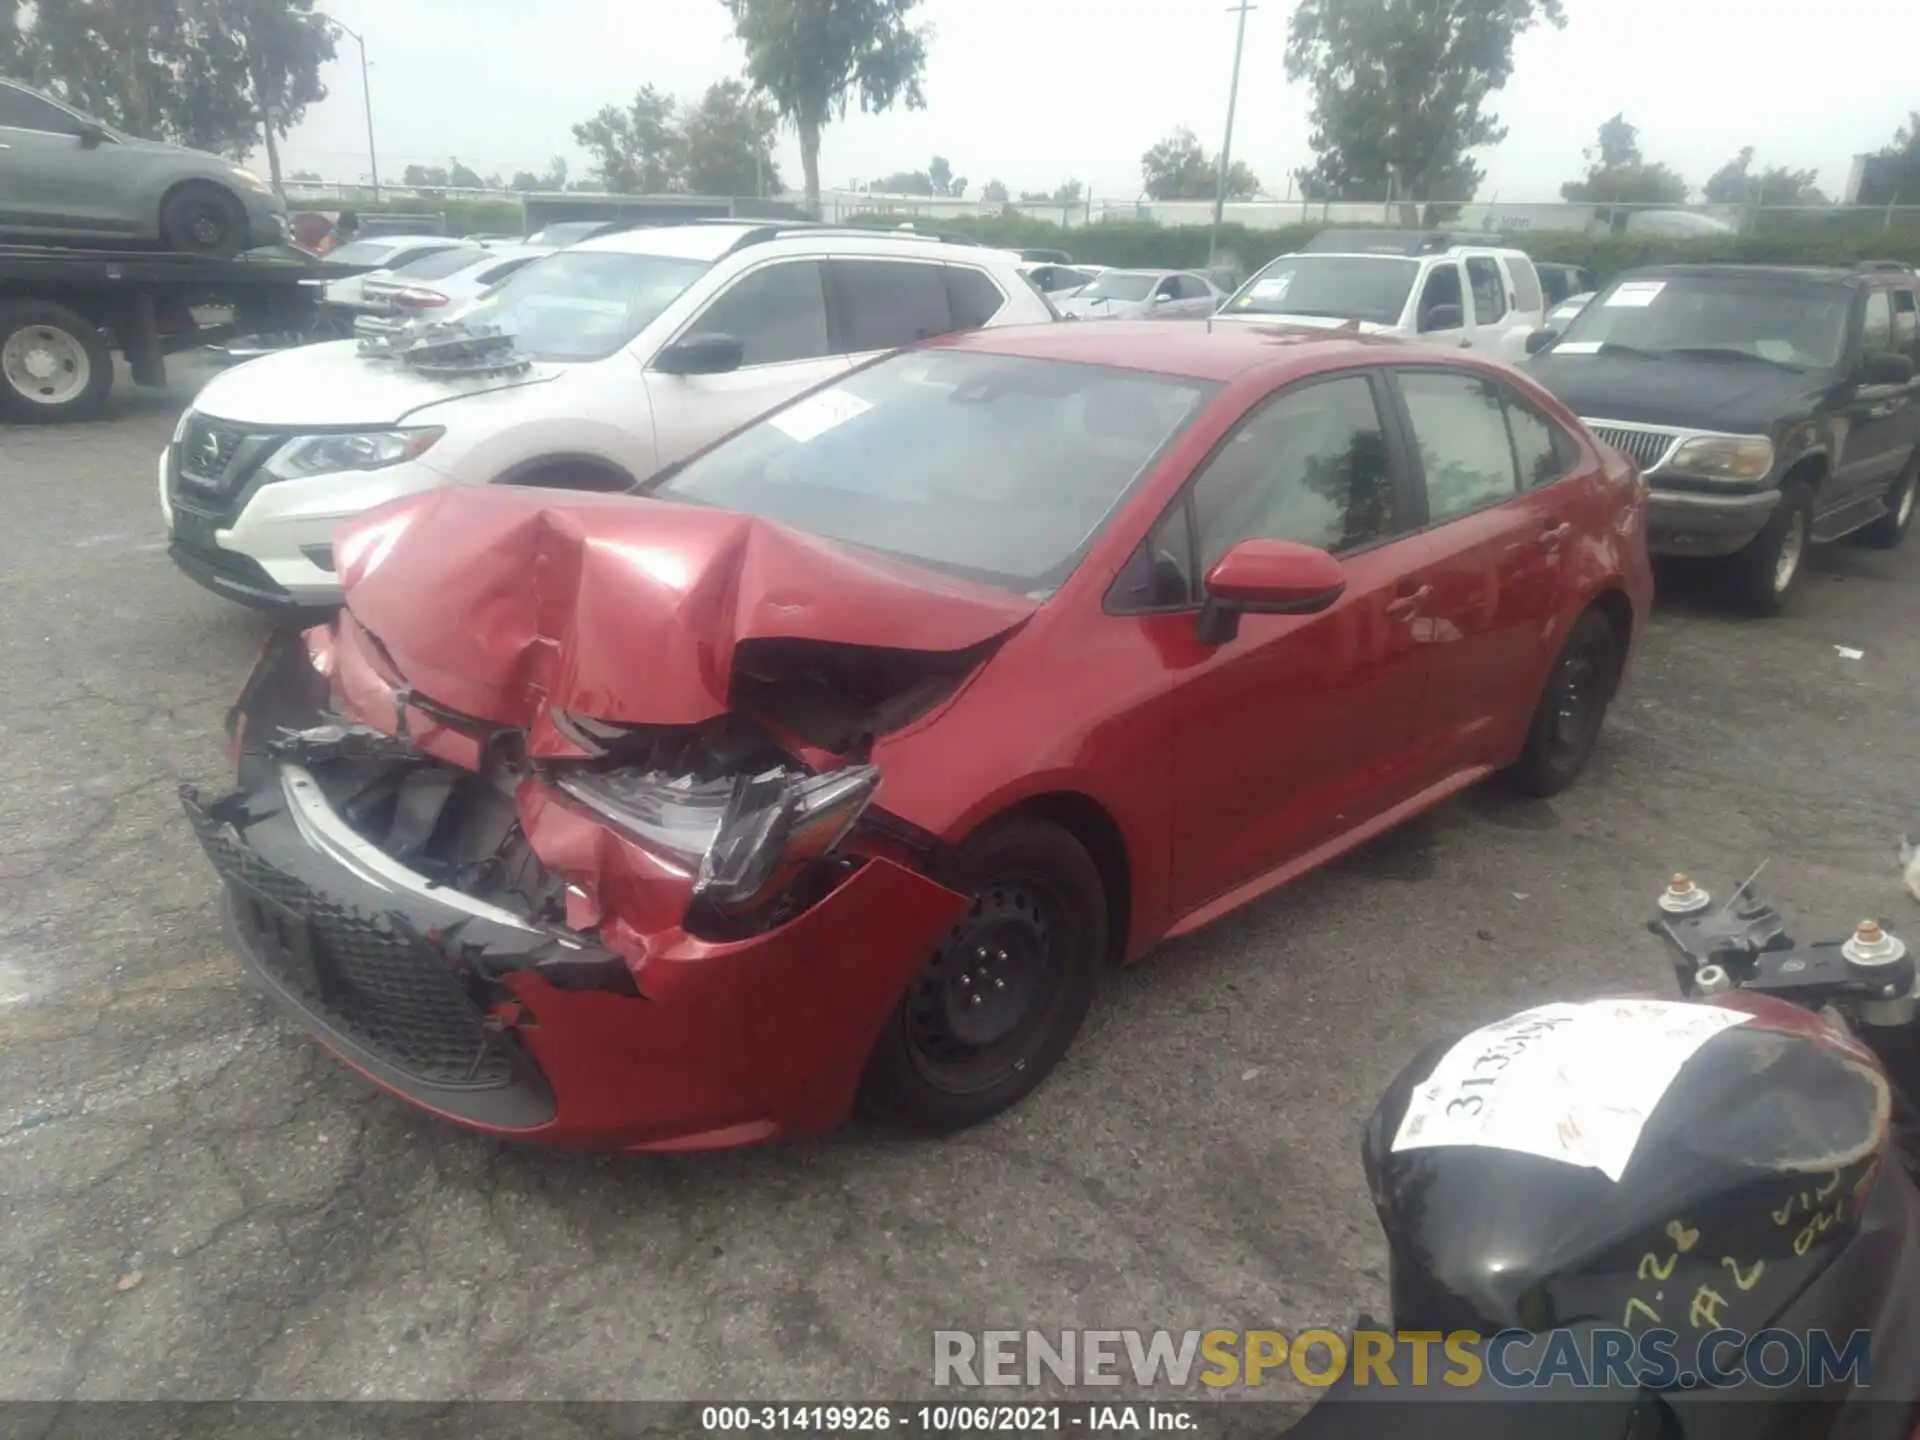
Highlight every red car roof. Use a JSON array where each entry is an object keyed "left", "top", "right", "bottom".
[{"left": 928, "top": 319, "right": 1435, "bottom": 383}]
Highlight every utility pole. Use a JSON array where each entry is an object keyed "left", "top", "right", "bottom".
[
  {"left": 1209, "top": 0, "right": 1255, "bottom": 267},
  {"left": 321, "top": 15, "right": 380, "bottom": 202}
]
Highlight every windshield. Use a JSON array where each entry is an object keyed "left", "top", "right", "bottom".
[
  {"left": 1078, "top": 272, "right": 1159, "bottom": 302},
  {"left": 649, "top": 351, "right": 1216, "bottom": 594},
  {"left": 458, "top": 250, "right": 711, "bottom": 363},
  {"left": 1557, "top": 275, "right": 1852, "bottom": 370},
  {"left": 388, "top": 246, "right": 490, "bottom": 281},
  {"left": 1224, "top": 255, "right": 1419, "bottom": 325}
]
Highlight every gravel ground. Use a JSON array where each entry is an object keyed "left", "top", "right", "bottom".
[{"left": 2, "top": 354, "right": 1916, "bottom": 1411}]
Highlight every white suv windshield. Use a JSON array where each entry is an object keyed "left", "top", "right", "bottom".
[
  {"left": 460, "top": 250, "right": 712, "bottom": 362},
  {"left": 1225, "top": 255, "right": 1419, "bottom": 325},
  {"left": 650, "top": 350, "right": 1215, "bottom": 594}
]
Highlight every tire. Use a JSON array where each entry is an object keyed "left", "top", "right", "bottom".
[
  {"left": 158, "top": 181, "right": 247, "bottom": 258},
  {"left": 1506, "top": 607, "right": 1623, "bottom": 798},
  {"left": 1853, "top": 448, "right": 1920, "bottom": 550},
  {"left": 859, "top": 817, "right": 1107, "bottom": 1133},
  {"left": 0, "top": 300, "right": 114, "bottom": 423},
  {"left": 1722, "top": 479, "right": 1814, "bottom": 616}
]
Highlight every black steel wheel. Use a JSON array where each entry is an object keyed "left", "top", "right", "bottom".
[
  {"left": 159, "top": 181, "right": 247, "bottom": 258},
  {"left": 1507, "top": 607, "right": 1622, "bottom": 798},
  {"left": 860, "top": 818, "right": 1106, "bottom": 1132}
]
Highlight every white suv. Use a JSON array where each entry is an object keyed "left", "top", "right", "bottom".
[
  {"left": 1213, "top": 230, "right": 1547, "bottom": 363},
  {"left": 159, "top": 222, "right": 1053, "bottom": 613}
]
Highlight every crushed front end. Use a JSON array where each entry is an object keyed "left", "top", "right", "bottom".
[{"left": 185, "top": 622, "right": 974, "bottom": 1151}]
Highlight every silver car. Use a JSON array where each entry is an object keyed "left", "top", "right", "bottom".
[
  {"left": 1055, "top": 268, "right": 1227, "bottom": 320},
  {"left": 0, "top": 79, "right": 287, "bottom": 256}
]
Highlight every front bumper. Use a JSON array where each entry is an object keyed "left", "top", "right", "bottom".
[
  {"left": 158, "top": 444, "right": 452, "bottom": 613},
  {"left": 1643, "top": 483, "right": 1781, "bottom": 559},
  {"left": 183, "top": 652, "right": 970, "bottom": 1149}
]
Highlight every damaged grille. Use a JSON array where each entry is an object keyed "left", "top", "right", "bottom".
[{"left": 190, "top": 810, "right": 517, "bottom": 1090}]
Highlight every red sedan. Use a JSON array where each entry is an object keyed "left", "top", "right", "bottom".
[{"left": 184, "top": 321, "right": 1651, "bottom": 1150}]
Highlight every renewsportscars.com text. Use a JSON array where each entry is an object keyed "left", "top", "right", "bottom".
[{"left": 932, "top": 1328, "right": 1872, "bottom": 1390}]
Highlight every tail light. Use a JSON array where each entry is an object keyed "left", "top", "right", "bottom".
[{"left": 392, "top": 287, "right": 449, "bottom": 310}]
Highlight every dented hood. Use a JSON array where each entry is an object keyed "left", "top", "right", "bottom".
[{"left": 334, "top": 486, "right": 1039, "bottom": 728}]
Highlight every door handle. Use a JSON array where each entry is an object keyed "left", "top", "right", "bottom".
[{"left": 1386, "top": 584, "right": 1432, "bottom": 619}]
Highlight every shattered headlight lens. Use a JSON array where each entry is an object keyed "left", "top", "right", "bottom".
[
  {"left": 1664, "top": 434, "right": 1774, "bottom": 482},
  {"left": 556, "top": 763, "right": 881, "bottom": 914},
  {"left": 263, "top": 427, "right": 444, "bottom": 480}
]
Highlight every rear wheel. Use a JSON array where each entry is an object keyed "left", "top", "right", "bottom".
[
  {"left": 860, "top": 818, "right": 1106, "bottom": 1133},
  {"left": 1853, "top": 449, "right": 1920, "bottom": 550},
  {"left": 0, "top": 300, "right": 113, "bottom": 423},
  {"left": 159, "top": 181, "right": 247, "bottom": 258},
  {"left": 1507, "top": 607, "right": 1622, "bottom": 798},
  {"left": 1723, "top": 479, "right": 1813, "bottom": 616}
]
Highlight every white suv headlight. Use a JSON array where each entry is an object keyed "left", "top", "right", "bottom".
[
  {"left": 263, "top": 428, "right": 444, "bottom": 480},
  {"left": 1664, "top": 435, "right": 1774, "bottom": 482}
]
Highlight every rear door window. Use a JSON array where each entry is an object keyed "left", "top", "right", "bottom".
[
  {"left": 1889, "top": 288, "right": 1916, "bottom": 359},
  {"left": 830, "top": 260, "right": 958, "bottom": 353},
  {"left": 1397, "top": 369, "right": 1522, "bottom": 523},
  {"left": 1466, "top": 257, "right": 1508, "bottom": 322},
  {"left": 1862, "top": 290, "right": 1895, "bottom": 357},
  {"left": 1505, "top": 256, "right": 1544, "bottom": 315}
]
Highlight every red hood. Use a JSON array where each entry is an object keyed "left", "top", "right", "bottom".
[{"left": 332, "top": 486, "right": 1038, "bottom": 730}]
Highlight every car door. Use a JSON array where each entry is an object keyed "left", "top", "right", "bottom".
[
  {"left": 0, "top": 83, "right": 129, "bottom": 233},
  {"left": 1411, "top": 261, "right": 1472, "bottom": 351},
  {"left": 644, "top": 258, "right": 848, "bottom": 470},
  {"left": 1173, "top": 274, "right": 1216, "bottom": 317},
  {"left": 1136, "top": 370, "right": 1436, "bottom": 912},
  {"left": 828, "top": 256, "right": 970, "bottom": 366},
  {"left": 1832, "top": 288, "right": 1920, "bottom": 516},
  {"left": 1463, "top": 254, "right": 1515, "bottom": 357},
  {"left": 1384, "top": 367, "right": 1576, "bottom": 774}
]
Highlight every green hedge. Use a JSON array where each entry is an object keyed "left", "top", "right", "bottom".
[{"left": 846, "top": 211, "right": 1920, "bottom": 282}]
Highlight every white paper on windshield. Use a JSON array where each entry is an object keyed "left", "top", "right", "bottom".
[
  {"left": 769, "top": 388, "right": 871, "bottom": 443},
  {"left": 1250, "top": 275, "right": 1292, "bottom": 300},
  {"left": 1390, "top": 999, "right": 1753, "bottom": 1181},
  {"left": 1605, "top": 280, "right": 1667, "bottom": 308},
  {"left": 1551, "top": 341, "right": 1604, "bottom": 354}
]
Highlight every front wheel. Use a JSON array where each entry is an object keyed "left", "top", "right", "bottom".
[
  {"left": 1722, "top": 480, "right": 1813, "bottom": 616},
  {"left": 0, "top": 300, "right": 114, "bottom": 423},
  {"left": 159, "top": 181, "right": 247, "bottom": 258},
  {"left": 1506, "top": 607, "right": 1623, "bottom": 798},
  {"left": 859, "top": 818, "right": 1106, "bottom": 1133}
]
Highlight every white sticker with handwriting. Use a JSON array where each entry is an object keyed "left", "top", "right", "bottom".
[
  {"left": 1391, "top": 999, "right": 1753, "bottom": 1181},
  {"left": 1605, "top": 281, "right": 1667, "bottom": 308},
  {"left": 1250, "top": 275, "right": 1292, "bottom": 299},
  {"left": 768, "top": 388, "right": 872, "bottom": 443},
  {"left": 1550, "top": 341, "right": 1604, "bottom": 354}
]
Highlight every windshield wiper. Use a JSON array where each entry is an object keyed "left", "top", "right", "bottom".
[{"left": 1662, "top": 345, "right": 1806, "bottom": 372}]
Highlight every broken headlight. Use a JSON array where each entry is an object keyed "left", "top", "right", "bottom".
[{"left": 555, "top": 763, "right": 881, "bottom": 915}]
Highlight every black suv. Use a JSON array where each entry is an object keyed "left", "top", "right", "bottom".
[{"left": 1524, "top": 262, "right": 1920, "bottom": 612}]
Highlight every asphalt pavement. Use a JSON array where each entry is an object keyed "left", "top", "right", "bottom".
[{"left": 2, "top": 356, "right": 1918, "bottom": 1407}]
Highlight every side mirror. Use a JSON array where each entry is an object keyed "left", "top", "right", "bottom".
[
  {"left": 1862, "top": 351, "right": 1915, "bottom": 386},
  {"left": 1152, "top": 291, "right": 1173, "bottom": 305},
  {"left": 1420, "top": 303, "right": 1464, "bottom": 333},
  {"left": 1196, "top": 539, "right": 1347, "bottom": 646},
  {"left": 77, "top": 122, "right": 106, "bottom": 149},
  {"left": 654, "top": 332, "right": 745, "bottom": 377},
  {"left": 1524, "top": 328, "right": 1560, "bottom": 356}
]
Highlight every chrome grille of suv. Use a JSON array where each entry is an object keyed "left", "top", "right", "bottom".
[
  {"left": 1586, "top": 424, "right": 1678, "bottom": 470},
  {"left": 174, "top": 415, "right": 250, "bottom": 495}
]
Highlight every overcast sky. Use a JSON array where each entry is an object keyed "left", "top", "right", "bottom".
[{"left": 282, "top": 0, "right": 1914, "bottom": 203}]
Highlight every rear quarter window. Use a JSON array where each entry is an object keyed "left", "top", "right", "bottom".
[
  {"left": 945, "top": 266, "right": 1008, "bottom": 329},
  {"left": 1506, "top": 256, "right": 1544, "bottom": 314}
]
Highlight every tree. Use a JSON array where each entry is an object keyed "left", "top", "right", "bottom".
[
  {"left": 876, "top": 169, "right": 934, "bottom": 195},
  {"left": 928, "top": 154, "right": 952, "bottom": 195},
  {"left": 1856, "top": 112, "right": 1920, "bottom": 206},
  {"left": 981, "top": 178, "right": 1009, "bottom": 203},
  {"left": 289, "top": 167, "right": 321, "bottom": 181},
  {"left": 510, "top": 170, "right": 543, "bottom": 190},
  {"left": 1052, "top": 179, "right": 1083, "bottom": 204},
  {"left": 402, "top": 163, "right": 450, "bottom": 188},
  {"left": 572, "top": 83, "right": 682, "bottom": 193},
  {"left": 1140, "top": 128, "right": 1259, "bottom": 201},
  {"left": 1560, "top": 113, "right": 1689, "bottom": 205},
  {"left": 948, "top": 175, "right": 967, "bottom": 198},
  {"left": 1285, "top": 0, "right": 1563, "bottom": 216},
  {"left": 724, "top": 0, "right": 930, "bottom": 219},
  {"left": 679, "top": 78, "right": 783, "bottom": 195},
  {"left": 2, "top": 0, "right": 334, "bottom": 178},
  {"left": 447, "top": 159, "right": 483, "bottom": 189},
  {"left": 1703, "top": 146, "right": 1826, "bottom": 206},
  {"left": 542, "top": 155, "right": 569, "bottom": 189}
]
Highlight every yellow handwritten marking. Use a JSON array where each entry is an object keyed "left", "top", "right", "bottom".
[
  {"left": 1665, "top": 1220, "right": 1700, "bottom": 1253},
  {"left": 1815, "top": 1170, "right": 1842, "bottom": 1201},
  {"left": 1721, "top": 1256, "right": 1764, "bottom": 1291},
  {"left": 1772, "top": 1200, "right": 1796, "bottom": 1226},
  {"left": 1689, "top": 1285, "right": 1729, "bottom": 1330},
  {"left": 1637, "top": 1251, "right": 1677, "bottom": 1283},
  {"left": 1622, "top": 1297, "right": 1662, "bottom": 1328}
]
